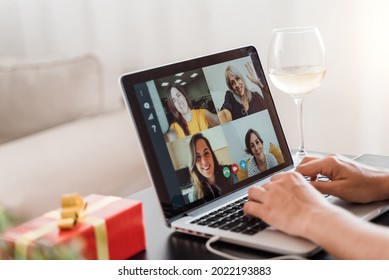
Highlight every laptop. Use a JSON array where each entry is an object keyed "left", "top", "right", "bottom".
[{"left": 120, "top": 45, "right": 389, "bottom": 256}]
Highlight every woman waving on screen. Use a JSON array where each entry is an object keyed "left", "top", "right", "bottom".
[{"left": 218, "top": 63, "right": 267, "bottom": 123}]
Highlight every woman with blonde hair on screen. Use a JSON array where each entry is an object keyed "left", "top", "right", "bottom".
[{"left": 218, "top": 63, "right": 267, "bottom": 123}]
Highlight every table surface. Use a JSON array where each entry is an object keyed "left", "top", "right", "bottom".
[{"left": 128, "top": 186, "right": 389, "bottom": 260}]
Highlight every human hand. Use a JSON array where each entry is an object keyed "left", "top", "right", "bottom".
[
  {"left": 217, "top": 109, "right": 232, "bottom": 124},
  {"left": 205, "top": 110, "right": 220, "bottom": 127},
  {"left": 244, "top": 172, "right": 333, "bottom": 238},
  {"left": 164, "top": 128, "right": 179, "bottom": 142},
  {"left": 296, "top": 154, "right": 389, "bottom": 203},
  {"left": 245, "top": 62, "right": 264, "bottom": 88}
]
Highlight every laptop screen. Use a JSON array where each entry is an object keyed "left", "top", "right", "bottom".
[{"left": 121, "top": 46, "right": 293, "bottom": 223}]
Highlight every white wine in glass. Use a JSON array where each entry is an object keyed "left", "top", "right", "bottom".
[{"left": 268, "top": 27, "right": 326, "bottom": 164}]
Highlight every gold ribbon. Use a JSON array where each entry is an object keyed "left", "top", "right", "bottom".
[
  {"left": 83, "top": 217, "right": 109, "bottom": 260},
  {"left": 14, "top": 222, "right": 58, "bottom": 259},
  {"left": 14, "top": 195, "right": 121, "bottom": 260}
]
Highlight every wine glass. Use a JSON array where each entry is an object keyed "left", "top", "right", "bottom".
[{"left": 267, "top": 26, "right": 326, "bottom": 164}]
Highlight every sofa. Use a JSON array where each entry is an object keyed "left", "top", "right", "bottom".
[{"left": 0, "top": 54, "right": 150, "bottom": 222}]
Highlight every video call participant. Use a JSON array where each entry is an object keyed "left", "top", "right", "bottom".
[
  {"left": 188, "top": 133, "right": 238, "bottom": 202},
  {"left": 166, "top": 85, "right": 220, "bottom": 140},
  {"left": 218, "top": 63, "right": 267, "bottom": 123},
  {"left": 245, "top": 128, "right": 278, "bottom": 176}
]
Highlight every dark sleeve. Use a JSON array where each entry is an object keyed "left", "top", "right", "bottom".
[
  {"left": 202, "top": 182, "right": 221, "bottom": 201},
  {"left": 251, "top": 91, "right": 267, "bottom": 111},
  {"left": 220, "top": 91, "right": 234, "bottom": 112}
]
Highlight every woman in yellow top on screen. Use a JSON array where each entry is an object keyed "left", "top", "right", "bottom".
[{"left": 166, "top": 85, "right": 220, "bottom": 139}]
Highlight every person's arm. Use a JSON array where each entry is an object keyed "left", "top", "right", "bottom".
[
  {"left": 217, "top": 109, "right": 232, "bottom": 124},
  {"left": 204, "top": 110, "right": 220, "bottom": 127},
  {"left": 244, "top": 171, "right": 389, "bottom": 259},
  {"left": 305, "top": 202, "right": 389, "bottom": 259},
  {"left": 245, "top": 62, "right": 264, "bottom": 88},
  {"left": 296, "top": 154, "right": 389, "bottom": 203},
  {"left": 164, "top": 128, "right": 178, "bottom": 141}
]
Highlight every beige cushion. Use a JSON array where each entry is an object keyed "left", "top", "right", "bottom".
[
  {"left": 0, "top": 109, "right": 150, "bottom": 221},
  {"left": 269, "top": 142, "right": 285, "bottom": 164},
  {"left": 0, "top": 54, "right": 103, "bottom": 144}
]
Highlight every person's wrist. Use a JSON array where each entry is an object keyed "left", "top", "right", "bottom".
[
  {"left": 302, "top": 204, "right": 344, "bottom": 245},
  {"left": 371, "top": 171, "right": 389, "bottom": 201}
]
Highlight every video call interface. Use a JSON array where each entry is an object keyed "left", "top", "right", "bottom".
[{"left": 135, "top": 55, "right": 285, "bottom": 209}]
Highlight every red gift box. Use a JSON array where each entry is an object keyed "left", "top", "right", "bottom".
[{"left": 1, "top": 194, "right": 146, "bottom": 259}]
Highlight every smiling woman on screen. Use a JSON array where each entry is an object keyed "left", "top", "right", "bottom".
[
  {"left": 188, "top": 133, "right": 237, "bottom": 203},
  {"left": 218, "top": 63, "right": 267, "bottom": 123},
  {"left": 166, "top": 86, "right": 220, "bottom": 140},
  {"left": 244, "top": 128, "right": 278, "bottom": 177}
]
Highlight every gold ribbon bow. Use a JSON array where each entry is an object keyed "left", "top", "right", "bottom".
[{"left": 58, "top": 193, "right": 87, "bottom": 230}]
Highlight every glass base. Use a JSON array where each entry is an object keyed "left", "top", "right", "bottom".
[
  {"left": 293, "top": 150, "right": 325, "bottom": 166},
  {"left": 293, "top": 150, "right": 306, "bottom": 166}
]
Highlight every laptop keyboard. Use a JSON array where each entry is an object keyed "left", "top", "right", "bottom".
[
  {"left": 190, "top": 196, "right": 268, "bottom": 235},
  {"left": 191, "top": 175, "right": 330, "bottom": 235}
]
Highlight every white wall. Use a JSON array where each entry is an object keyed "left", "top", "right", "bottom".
[{"left": 1, "top": 0, "right": 389, "bottom": 156}]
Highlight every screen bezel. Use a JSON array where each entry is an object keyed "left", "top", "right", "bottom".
[{"left": 120, "top": 45, "right": 294, "bottom": 225}]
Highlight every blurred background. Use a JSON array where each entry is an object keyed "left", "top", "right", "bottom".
[{"left": 1, "top": 0, "right": 389, "bottom": 156}]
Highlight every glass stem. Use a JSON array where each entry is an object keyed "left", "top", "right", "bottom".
[{"left": 295, "top": 98, "right": 307, "bottom": 159}]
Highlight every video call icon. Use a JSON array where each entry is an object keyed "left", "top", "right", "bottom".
[
  {"left": 222, "top": 167, "right": 231, "bottom": 178},
  {"left": 239, "top": 160, "right": 247, "bottom": 171},
  {"left": 231, "top": 164, "right": 239, "bottom": 174}
]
